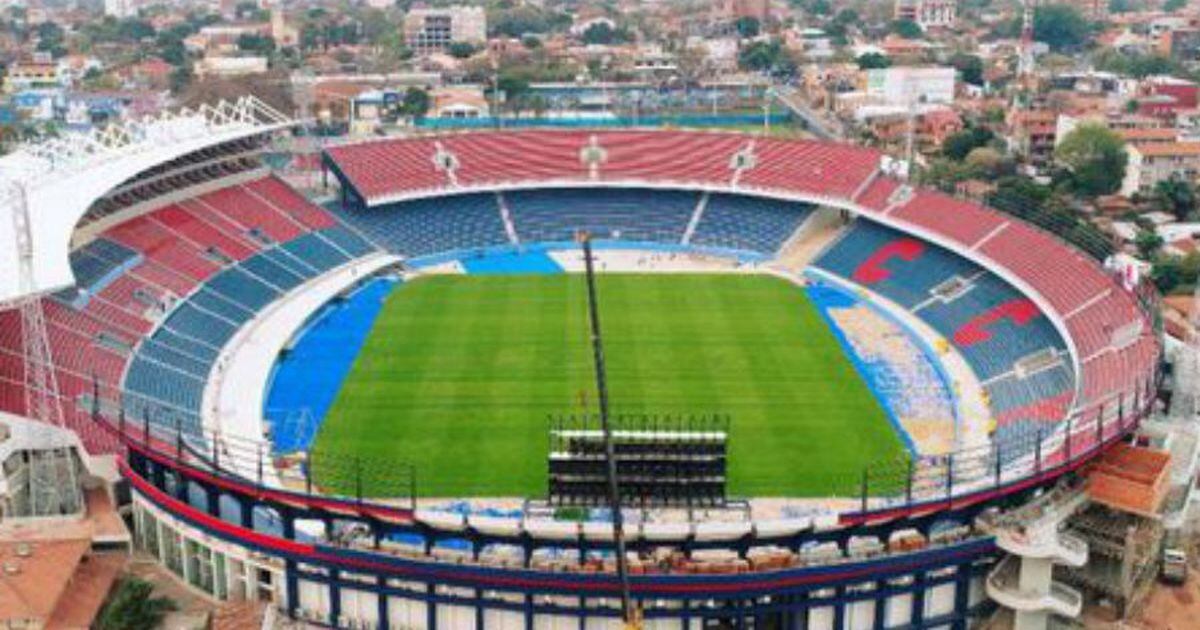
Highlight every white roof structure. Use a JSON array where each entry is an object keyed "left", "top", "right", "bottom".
[{"left": 0, "top": 96, "right": 293, "bottom": 306}]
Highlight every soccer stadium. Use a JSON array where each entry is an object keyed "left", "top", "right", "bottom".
[{"left": 0, "top": 99, "right": 1163, "bottom": 629}]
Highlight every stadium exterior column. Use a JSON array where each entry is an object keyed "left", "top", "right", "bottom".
[
  {"left": 832, "top": 586, "right": 845, "bottom": 630},
  {"left": 426, "top": 584, "right": 438, "bottom": 630},
  {"left": 206, "top": 487, "right": 220, "bottom": 517},
  {"left": 174, "top": 471, "right": 188, "bottom": 503},
  {"left": 910, "top": 570, "right": 927, "bottom": 627},
  {"left": 376, "top": 576, "right": 390, "bottom": 630},
  {"left": 476, "top": 589, "right": 485, "bottom": 630},
  {"left": 239, "top": 497, "right": 254, "bottom": 529},
  {"left": 328, "top": 568, "right": 341, "bottom": 627},
  {"left": 281, "top": 508, "right": 295, "bottom": 539},
  {"left": 873, "top": 580, "right": 888, "bottom": 629},
  {"left": 794, "top": 590, "right": 810, "bottom": 629},
  {"left": 523, "top": 593, "right": 534, "bottom": 630},
  {"left": 951, "top": 561, "right": 972, "bottom": 630},
  {"left": 285, "top": 560, "right": 299, "bottom": 619}
]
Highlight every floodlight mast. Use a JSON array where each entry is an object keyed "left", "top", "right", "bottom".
[{"left": 577, "top": 231, "right": 637, "bottom": 627}]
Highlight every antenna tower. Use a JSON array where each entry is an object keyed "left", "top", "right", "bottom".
[{"left": 7, "top": 184, "right": 77, "bottom": 516}]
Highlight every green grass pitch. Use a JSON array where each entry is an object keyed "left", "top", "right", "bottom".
[{"left": 312, "top": 273, "right": 906, "bottom": 498}]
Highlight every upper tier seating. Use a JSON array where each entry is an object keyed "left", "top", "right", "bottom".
[
  {"left": 324, "top": 137, "right": 447, "bottom": 200},
  {"left": 58, "top": 238, "right": 142, "bottom": 297},
  {"left": 336, "top": 193, "right": 509, "bottom": 257},
  {"left": 506, "top": 188, "right": 698, "bottom": 244},
  {"left": 690, "top": 194, "right": 812, "bottom": 255},
  {"left": 321, "top": 131, "right": 885, "bottom": 204}
]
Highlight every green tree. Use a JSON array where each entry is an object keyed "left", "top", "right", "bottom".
[
  {"left": 96, "top": 578, "right": 176, "bottom": 630},
  {"left": 919, "top": 158, "right": 975, "bottom": 191},
  {"left": 1165, "top": 0, "right": 1186, "bottom": 10},
  {"left": 447, "top": 41, "right": 477, "bottom": 59},
  {"left": 1108, "top": 0, "right": 1135, "bottom": 13},
  {"left": 1154, "top": 176, "right": 1197, "bottom": 220},
  {"left": 949, "top": 53, "right": 984, "bottom": 86},
  {"left": 1152, "top": 252, "right": 1200, "bottom": 294},
  {"left": 738, "top": 40, "right": 796, "bottom": 76},
  {"left": 890, "top": 19, "right": 923, "bottom": 39},
  {"left": 941, "top": 127, "right": 994, "bottom": 161},
  {"left": 581, "top": 22, "right": 630, "bottom": 45},
  {"left": 855, "top": 52, "right": 891, "bottom": 70},
  {"left": 965, "top": 147, "right": 1009, "bottom": 178},
  {"left": 399, "top": 87, "right": 430, "bottom": 119},
  {"left": 1094, "top": 49, "right": 1180, "bottom": 78},
  {"left": 1034, "top": 4, "right": 1090, "bottom": 51},
  {"left": 235, "top": 1, "right": 269, "bottom": 21},
  {"left": 1135, "top": 229, "right": 1164, "bottom": 259},
  {"left": 169, "top": 65, "right": 193, "bottom": 93},
  {"left": 237, "top": 33, "right": 276, "bottom": 56},
  {"left": 117, "top": 18, "right": 156, "bottom": 42},
  {"left": 735, "top": 16, "right": 760, "bottom": 38},
  {"left": 1054, "top": 123, "right": 1127, "bottom": 197}
]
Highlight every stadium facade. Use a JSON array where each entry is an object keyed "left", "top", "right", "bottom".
[{"left": 0, "top": 105, "right": 1161, "bottom": 629}]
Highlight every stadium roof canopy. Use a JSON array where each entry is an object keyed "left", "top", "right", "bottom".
[{"left": 0, "top": 96, "right": 293, "bottom": 306}]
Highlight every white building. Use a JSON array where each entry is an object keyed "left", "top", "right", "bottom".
[
  {"left": 104, "top": 0, "right": 139, "bottom": 18},
  {"left": 403, "top": 6, "right": 487, "bottom": 54},
  {"left": 893, "top": 0, "right": 956, "bottom": 29},
  {"left": 195, "top": 56, "right": 270, "bottom": 78},
  {"left": 865, "top": 66, "right": 956, "bottom": 107},
  {"left": 1120, "top": 142, "right": 1200, "bottom": 197}
]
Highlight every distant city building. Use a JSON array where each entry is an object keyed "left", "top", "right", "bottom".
[
  {"left": 711, "top": 0, "right": 770, "bottom": 23},
  {"left": 1033, "top": 0, "right": 1107, "bottom": 21},
  {"left": 893, "top": 0, "right": 957, "bottom": 29},
  {"left": 3, "top": 60, "right": 65, "bottom": 93},
  {"left": 865, "top": 66, "right": 956, "bottom": 106},
  {"left": 104, "top": 0, "right": 139, "bottom": 19},
  {"left": 1007, "top": 108, "right": 1059, "bottom": 170},
  {"left": 403, "top": 6, "right": 487, "bottom": 55},
  {"left": 1159, "top": 28, "right": 1200, "bottom": 63},
  {"left": 1121, "top": 141, "right": 1200, "bottom": 196},
  {"left": 195, "top": 55, "right": 270, "bottom": 78},
  {"left": 1138, "top": 77, "right": 1199, "bottom": 120},
  {"left": 432, "top": 86, "right": 490, "bottom": 118}
]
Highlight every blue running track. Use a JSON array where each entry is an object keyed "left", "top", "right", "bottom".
[
  {"left": 461, "top": 249, "right": 562, "bottom": 274},
  {"left": 264, "top": 278, "right": 396, "bottom": 453}
]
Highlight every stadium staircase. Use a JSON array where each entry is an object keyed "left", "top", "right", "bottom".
[
  {"left": 979, "top": 483, "right": 1090, "bottom": 629},
  {"left": 770, "top": 207, "right": 846, "bottom": 273}
]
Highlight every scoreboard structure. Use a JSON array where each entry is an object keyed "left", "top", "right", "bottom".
[{"left": 547, "top": 414, "right": 730, "bottom": 508}]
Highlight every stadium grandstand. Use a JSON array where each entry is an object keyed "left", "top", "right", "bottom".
[{"left": 0, "top": 108, "right": 1165, "bottom": 630}]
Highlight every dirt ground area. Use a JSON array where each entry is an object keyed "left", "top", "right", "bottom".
[{"left": 1113, "top": 572, "right": 1200, "bottom": 630}]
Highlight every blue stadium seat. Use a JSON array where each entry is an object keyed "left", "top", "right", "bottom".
[
  {"left": 506, "top": 188, "right": 697, "bottom": 244},
  {"left": 282, "top": 233, "right": 351, "bottom": 272},
  {"left": 336, "top": 193, "right": 509, "bottom": 257},
  {"left": 691, "top": 194, "right": 812, "bottom": 254},
  {"left": 320, "top": 226, "right": 377, "bottom": 258}
]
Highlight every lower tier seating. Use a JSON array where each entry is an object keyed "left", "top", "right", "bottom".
[
  {"left": 690, "top": 194, "right": 812, "bottom": 255},
  {"left": 506, "top": 188, "right": 698, "bottom": 245},
  {"left": 335, "top": 193, "right": 510, "bottom": 257}
]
